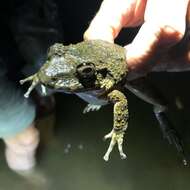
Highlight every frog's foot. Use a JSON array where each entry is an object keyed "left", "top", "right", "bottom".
[
  {"left": 20, "top": 74, "right": 39, "bottom": 98},
  {"left": 103, "top": 130, "right": 126, "bottom": 161},
  {"left": 83, "top": 104, "right": 101, "bottom": 114}
]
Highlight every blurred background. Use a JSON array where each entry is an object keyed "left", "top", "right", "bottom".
[{"left": 0, "top": 0, "right": 190, "bottom": 189}]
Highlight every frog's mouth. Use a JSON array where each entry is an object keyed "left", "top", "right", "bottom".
[
  {"left": 44, "top": 77, "right": 84, "bottom": 92},
  {"left": 19, "top": 73, "right": 98, "bottom": 98}
]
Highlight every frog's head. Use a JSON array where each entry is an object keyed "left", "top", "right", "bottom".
[{"left": 20, "top": 43, "right": 97, "bottom": 98}]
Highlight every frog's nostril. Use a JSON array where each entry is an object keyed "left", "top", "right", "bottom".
[{"left": 51, "top": 77, "right": 57, "bottom": 82}]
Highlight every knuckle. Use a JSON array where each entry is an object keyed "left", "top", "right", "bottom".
[
  {"left": 18, "top": 127, "right": 39, "bottom": 147},
  {"left": 159, "top": 24, "right": 185, "bottom": 41}
]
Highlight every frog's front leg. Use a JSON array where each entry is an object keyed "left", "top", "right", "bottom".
[
  {"left": 103, "top": 90, "right": 128, "bottom": 161},
  {"left": 100, "top": 77, "right": 115, "bottom": 90},
  {"left": 20, "top": 74, "right": 40, "bottom": 98}
]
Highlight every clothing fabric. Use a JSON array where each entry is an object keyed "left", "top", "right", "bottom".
[{"left": 0, "top": 76, "right": 35, "bottom": 138}]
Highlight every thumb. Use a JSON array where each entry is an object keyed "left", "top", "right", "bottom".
[{"left": 84, "top": 24, "right": 114, "bottom": 43}]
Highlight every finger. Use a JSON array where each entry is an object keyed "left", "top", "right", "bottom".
[
  {"left": 125, "top": 0, "right": 189, "bottom": 72},
  {"left": 84, "top": 0, "right": 147, "bottom": 42}
]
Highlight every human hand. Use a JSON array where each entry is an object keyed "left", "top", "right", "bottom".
[{"left": 84, "top": 0, "right": 190, "bottom": 78}]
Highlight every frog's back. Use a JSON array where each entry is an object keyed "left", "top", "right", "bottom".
[{"left": 69, "top": 40, "right": 126, "bottom": 67}]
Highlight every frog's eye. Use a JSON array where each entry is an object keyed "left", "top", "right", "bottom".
[
  {"left": 76, "top": 63, "right": 96, "bottom": 88},
  {"left": 76, "top": 63, "right": 95, "bottom": 78}
]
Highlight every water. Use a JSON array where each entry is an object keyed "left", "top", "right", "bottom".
[{"left": 0, "top": 73, "right": 190, "bottom": 189}]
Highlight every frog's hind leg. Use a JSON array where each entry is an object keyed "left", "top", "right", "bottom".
[
  {"left": 104, "top": 128, "right": 127, "bottom": 160},
  {"left": 117, "top": 131, "right": 127, "bottom": 159},
  {"left": 125, "top": 77, "right": 188, "bottom": 166},
  {"left": 103, "top": 133, "right": 116, "bottom": 161},
  {"left": 103, "top": 90, "right": 128, "bottom": 161}
]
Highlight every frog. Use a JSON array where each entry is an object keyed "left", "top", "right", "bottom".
[
  {"left": 20, "top": 39, "right": 188, "bottom": 164},
  {"left": 20, "top": 40, "right": 129, "bottom": 161}
]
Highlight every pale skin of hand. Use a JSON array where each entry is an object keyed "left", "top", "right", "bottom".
[{"left": 84, "top": 0, "right": 190, "bottom": 78}]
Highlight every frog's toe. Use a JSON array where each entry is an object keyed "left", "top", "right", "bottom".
[
  {"left": 103, "top": 134, "right": 111, "bottom": 140},
  {"left": 41, "top": 85, "right": 47, "bottom": 96},
  {"left": 83, "top": 104, "right": 101, "bottom": 114},
  {"left": 20, "top": 79, "right": 26, "bottom": 85},
  {"left": 120, "top": 153, "right": 127, "bottom": 160},
  {"left": 103, "top": 154, "right": 109, "bottom": 162},
  {"left": 20, "top": 74, "right": 36, "bottom": 85},
  {"left": 103, "top": 130, "right": 113, "bottom": 140},
  {"left": 93, "top": 105, "right": 101, "bottom": 111},
  {"left": 103, "top": 134, "right": 111, "bottom": 141},
  {"left": 83, "top": 104, "right": 90, "bottom": 113},
  {"left": 24, "top": 91, "right": 30, "bottom": 98}
]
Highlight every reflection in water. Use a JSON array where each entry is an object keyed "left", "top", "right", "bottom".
[{"left": 15, "top": 169, "right": 51, "bottom": 189}]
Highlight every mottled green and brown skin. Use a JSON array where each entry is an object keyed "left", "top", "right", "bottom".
[{"left": 20, "top": 40, "right": 129, "bottom": 161}]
